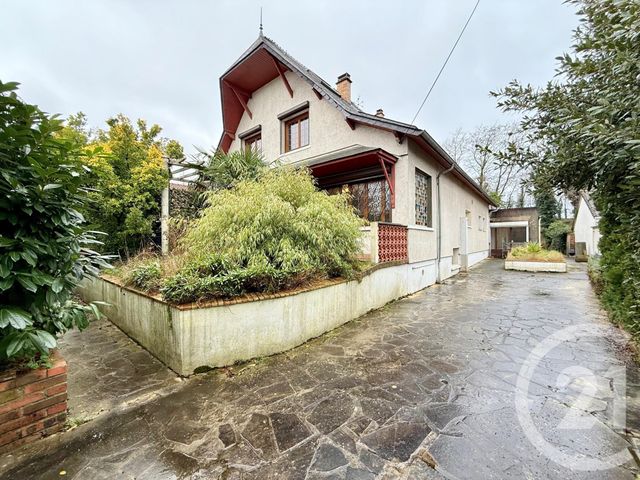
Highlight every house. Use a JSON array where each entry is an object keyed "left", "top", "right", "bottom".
[
  {"left": 489, "top": 207, "right": 540, "bottom": 258},
  {"left": 573, "top": 191, "right": 601, "bottom": 256},
  {"left": 216, "top": 34, "right": 496, "bottom": 282}
]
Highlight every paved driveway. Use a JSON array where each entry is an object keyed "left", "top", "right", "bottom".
[{"left": 2, "top": 260, "right": 638, "bottom": 479}]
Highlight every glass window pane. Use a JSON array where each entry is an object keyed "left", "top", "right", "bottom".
[
  {"left": 288, "top": 122, "right": 298, "bottom": 150},
  {"left": 300, "top": 117, "right": 309, "bottom": 147}
]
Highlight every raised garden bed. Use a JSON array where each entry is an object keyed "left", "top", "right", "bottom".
[
  {"left": 504, "top": 260, "right": 567, "bottom": 273},
  {"left": 78, "top": 261, "right": 434, "bottom": 376},
  {"left": 505, "top": 243, "right": 567, "bottom": 273}
]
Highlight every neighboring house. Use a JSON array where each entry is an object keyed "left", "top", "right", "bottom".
[
  {"left": 216, "top": 34, "right": 496, "bottom": 282},
  {"left": 573, "top": 191, "right": 601, "bottom": 256},
  {"left": 489, "top": 207, "right": 540, "bottom": 258}
]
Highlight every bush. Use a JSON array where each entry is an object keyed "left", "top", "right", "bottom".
[
  {"left": 125, "top": 261, "right": 162, "bottom": 291},
  {"left": 508, "top": 243, "right": 564, "bottom": 262},
  {"left": 157, "top": 168, "right": 363, "bottom": 303},
  {"left": 544, "top": 220, "right": 571, "bottom": 252},
  {"left": 588, "top": 256, "right": 604, "bottom": 295},
  {"left": 0, "top": 81, "right": 109, "bottom": 367}
]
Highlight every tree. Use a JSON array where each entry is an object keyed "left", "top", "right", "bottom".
[
  {"left": 443, "top": 124, "right": 531, "bottom": 207},
  {"left": 198, "top": 148, "right": 266, "bottom": 190},
  {"left": 545, "top": 220, "right": 571, "bottom": 252},
  {"left": 61, "top": 113, "right": 184, "bottom": 258},
  {"left": 0, "top": 82, "right": 108, "bottom": 366},
  {"left": 492, "top": 0, "right": 640, "bottom": 335}
]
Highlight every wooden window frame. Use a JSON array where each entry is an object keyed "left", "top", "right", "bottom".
[
  {"left": 244, "top": 132, "right": 262, "bottom": 153},
  {"left": 283, "top": 111, "right": 309, "bottom": 153}
]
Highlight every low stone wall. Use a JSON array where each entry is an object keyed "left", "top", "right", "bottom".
[
  {"left": 505, "top": 260, "right": 567, "bottom": 273},
  {"left": 78, "top": 262, "right": 434, "bottom": 376},
  {"left": 0, "top": 352, "right": 67, "bottom": 452}
]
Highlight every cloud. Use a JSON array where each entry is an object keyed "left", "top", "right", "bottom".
[{"left": 1, "top": 0, "right": 578, "bottom": 153}]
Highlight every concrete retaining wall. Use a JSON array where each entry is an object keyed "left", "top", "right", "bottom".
[
  {"left": 505, "top": 260, "right": 567, "bottom": 273},
  {"left": 79, "top": 262, "right": 435, "bottom": 376}
]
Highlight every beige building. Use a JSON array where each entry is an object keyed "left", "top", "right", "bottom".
[
  {"left": 490, "top": 207, "right": 540, "bottom": 258},
  {"left": 217, "top": 35, "right": 495, "bottom": 282}
]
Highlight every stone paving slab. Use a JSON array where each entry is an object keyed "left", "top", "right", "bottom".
[
  {"left": 59, "top": 317, "right": 180, "bottom": 422},
  {"left": 1, "top": 260, "right": 638, "bottom": 479}
]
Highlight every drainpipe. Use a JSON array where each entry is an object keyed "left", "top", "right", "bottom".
[{"left": 436, "top": 163, "right": 455, "bottom": 283}]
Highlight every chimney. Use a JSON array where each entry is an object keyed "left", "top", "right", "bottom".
[
  {"left": 375, "top": 109, "right": 385, "bottom": 118},
  {"left": 336, "top": 73, "right": 352, "bottom": 102}
]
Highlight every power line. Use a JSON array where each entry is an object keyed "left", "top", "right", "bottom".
[{"left": 411, "top": 0, "right": 481, "bottom": 125}]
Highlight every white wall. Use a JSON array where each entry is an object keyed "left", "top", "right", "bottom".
[
  {"left": 407, "top": 140, "right": 490, "bottom": 270},
  {"left": 80, "top": 262, "right": 437, "bottom": 376},
  {"left": 229, "top": 72, "right": 405, "bottom": 163},
  {"left": 574, "top": 196, "right": 601, "bottom": 255}
]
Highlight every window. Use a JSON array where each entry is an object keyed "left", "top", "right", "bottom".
[
  {"left": 284, "top": 112, "right": 309, "bottom": 152},
  {"left": 415, "top": 169, "right": 432, "bottom": 227},
  {"left": 478, "top": 215, "right": 482, "bottom": 231},
  {"left": 244, "top": 132, "right": 262, "bottom": 153},
  {"left": 465, "top": 210, "right": 472, "bottom": 228},
  {"left": 327, "top": 179, "right": 391, "bottom": 222}
]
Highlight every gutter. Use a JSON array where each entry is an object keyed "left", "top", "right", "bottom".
[{"left": 436, "top": 163, "right": 456, "bottom": 283}]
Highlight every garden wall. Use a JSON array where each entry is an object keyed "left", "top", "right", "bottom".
[
  {"left": 0, "top": 352, "right": 67, "bottom": 452},
  {"left": 78, "top": 261, "right": 435, "bottom": 376}
]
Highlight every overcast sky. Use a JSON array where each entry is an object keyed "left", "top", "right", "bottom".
[{"left": 2, "top": 0, "right": 578, "bottom": 155}]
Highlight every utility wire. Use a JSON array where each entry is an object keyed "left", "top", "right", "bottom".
[{"left": 411, "top": 0, "right": 481, "bottom": 125}]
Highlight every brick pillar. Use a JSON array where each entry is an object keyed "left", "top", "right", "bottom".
[{"left": 0, "top": 351, "right": 68, "bottom": 452}]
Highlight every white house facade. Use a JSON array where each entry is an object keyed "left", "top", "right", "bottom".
[
  {"left": 573, "top": 191, "right": 601, "bottom": 256},
  {"left": 217, "top": 35, "right": 495, "bottom": 283}
]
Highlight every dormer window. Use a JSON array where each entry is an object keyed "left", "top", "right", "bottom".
[{"left": 284, "top": 111, "right": 309, "bottom": 153}]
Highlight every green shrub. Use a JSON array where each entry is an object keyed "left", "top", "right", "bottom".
[
  {"left": 125, "top": 261, "right": 162, "bottom": 291},
  {"left": 508, "top": 243, "right": 564, "bottom": 262},
  {"left": 0, "top": 81, "right": 109, "bottom": 367},
  {"left": 544, "top": 220, "right": 571, "bottom": 252},
  {"left": 587, "top": 256, "right": 604, "bottom": 295},
  {"left": 158, "top": 168, "right": 363, "bottom": 303}
]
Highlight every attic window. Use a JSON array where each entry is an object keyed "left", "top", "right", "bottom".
[
  {"left": 244, "top": 132, "right": 262, "bottom": 153},
  {"left": 283, "top": 111, "right": 309, "bottom": 153}
]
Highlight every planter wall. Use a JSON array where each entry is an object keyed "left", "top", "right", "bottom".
[
  {"left": 0, "top": 352, "right": 67, "bottom": 452},
  {"left": 78, "top": 261, "right": 436, "bottom": 376},
  {"left": 505, "top": 260, "right": 567, "bottom": 273}
]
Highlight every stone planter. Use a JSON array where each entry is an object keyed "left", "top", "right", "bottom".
[
  {"left": 0, "top": 351, "right": 67, "bottom": 452},
  {"left": 78, "top": 261, "right": 436, "bottom": 376},
  {"left": 505, "top": 260, "right": 567, "bottom": 273}
]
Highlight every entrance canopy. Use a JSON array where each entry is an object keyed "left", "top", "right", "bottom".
[{"left": 295, "top": 145, "right": 398, "bottom": 207}]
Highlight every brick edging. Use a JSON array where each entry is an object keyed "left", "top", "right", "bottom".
[{"left": 0, "top": 351, "right": 68, "bottom": 452}]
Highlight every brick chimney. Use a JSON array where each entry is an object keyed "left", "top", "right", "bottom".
[
  {"left": 336, "top": 73, "right": 352, "bottom": 102},
  {"left": 375, "top": 109, "right": 385, "bottom": 117}
]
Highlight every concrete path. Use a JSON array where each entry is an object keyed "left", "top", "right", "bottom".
[{"left": 1, "top": 260, "right": 638, "bottom": 479}]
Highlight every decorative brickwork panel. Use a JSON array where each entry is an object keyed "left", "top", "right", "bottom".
[
  {"left": 378, "top": 223, "right": 408, "bottom": 263},
  {"left": 0, "top": 351, "right": 67, "bottom": 453},
  {"left": 415, "top": 169, "right": 432, "bottom": 227}
]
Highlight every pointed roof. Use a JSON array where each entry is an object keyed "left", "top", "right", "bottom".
[{"left": 217, "top": 35, "right": 497, "bottom": 206}]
